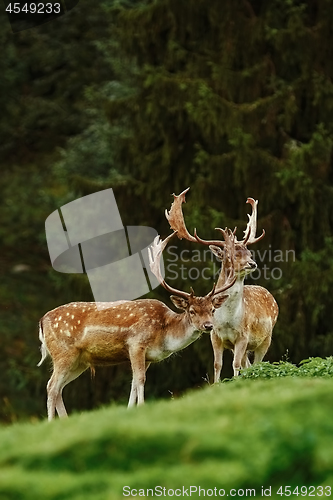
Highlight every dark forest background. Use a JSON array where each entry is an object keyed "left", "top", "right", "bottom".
[{"left": 1, "top": 0, "right": 333, "bottom": 423}]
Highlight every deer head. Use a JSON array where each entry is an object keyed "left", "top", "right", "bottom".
[
  {"left": 148, "top": 231, "right": 236, "bottom": 331},
  {"left": 165, "top": 188, "right": 263, "bottom": 277}
]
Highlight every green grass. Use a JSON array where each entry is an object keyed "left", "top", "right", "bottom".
[{"left": 1, "top": 374, "right": 333, "bottom": 499}]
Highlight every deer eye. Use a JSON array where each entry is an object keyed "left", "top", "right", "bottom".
[
  {"left": 189, "top": 309, "right": 195, "bottom": 316},
  {"left": 212, "top": 308, "right": 216, "bottom": 314}
]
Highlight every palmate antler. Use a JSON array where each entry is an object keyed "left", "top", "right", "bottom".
[
  {"left": 165, "top": 188, "right": 265, "bottom": 248},
  {"left": 165, "top": 187, "right": 197, "bottom": 242},
  {"left": 242, "top": 198, "right": 265, "bottom": 245},
  {"left": 148, "top": 231, "right": 191, "bottom": 299},
  {"left": 165, "top": 187, "right": 224, "bottom": 246},
  {"left": 148, "top": 230, "right": 236, "bottom": 298}
]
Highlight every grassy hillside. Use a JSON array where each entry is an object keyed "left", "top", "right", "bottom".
[{"left": 0, "top": 376, "right": 333, "bottom": 500}]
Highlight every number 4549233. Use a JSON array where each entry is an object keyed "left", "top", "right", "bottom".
[
  {"left": 6, "top": 3, "right": 61, "bottom": 14},
  {"left": 277, "top": 486, "right": 331, "bottom": 496}
]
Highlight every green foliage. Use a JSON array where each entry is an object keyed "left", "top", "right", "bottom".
[
  {"left": 0, "top": 378, "right": 333, "bottom": 499},
  {"left": 240, "top": 357, "right": 333, "bottom": 379}
]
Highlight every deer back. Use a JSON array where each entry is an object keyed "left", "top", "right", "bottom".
[
  {"left": 242, "top": 285, "right": 279, "bottom": 348},
  {"left": 40, "top": 294, "right": 226, "bottom": 367}
]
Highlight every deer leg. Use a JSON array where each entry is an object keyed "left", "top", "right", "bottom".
[
  {"left": 55, "top": 366, "right": 87, "bottom": 418},
  {"left": 233, "top": 337, "right": 248, "bottom": 376},
  {"left": 55, "top": 393, "right": 68, "bottom": 418},
  {"left": 211, "top": 331, "right": 224, "bottom": 383},
  {"left": 128, "top": 361, "right": 151, "bottom": 408},
  {"left": 241, "top": 352, "right": 251, "bottom": 369},
  {"left": 46, "top": 375, "right": 58, "bottom": 421},
  {"left": 128, "top": 380, "right": 137, "bottom": 408},
  {"left": 253, "top": 336, "right": 271, "bottom": 364},
  {"left": 128, "top": 347, "right": 147, "bottom": 408},
  {"left": 47, "top": 368, "right": 72, "bottom": 421},
  {"left": 47, "top": 359, "right": 87, "bottom": 421}
]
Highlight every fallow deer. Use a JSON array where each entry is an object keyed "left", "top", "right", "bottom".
[
  {"left": 38, "top": 231, "right": 236, "bottom": 420},
  {"left": 165, "top": 188, "right": 279, "bottom": 379}
]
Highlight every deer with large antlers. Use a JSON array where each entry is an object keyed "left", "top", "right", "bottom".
[
  {"left": 165, "top": 188, "right": 279, "bottom": 379},
  {"left": 38, "top": 231, "right": 236, "bottom": 420}
]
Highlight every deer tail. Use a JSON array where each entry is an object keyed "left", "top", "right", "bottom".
[{"left": 37, "top": 319, "right": 49, "bottom": 367}]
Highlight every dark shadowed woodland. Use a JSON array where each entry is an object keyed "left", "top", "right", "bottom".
[{"left": 1, "top": 0, "right": 333, "bottom": 422}]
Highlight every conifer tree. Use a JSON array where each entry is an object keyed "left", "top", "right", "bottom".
[{"left": 99, "top": 0, "right": 333, "bottom": 364}]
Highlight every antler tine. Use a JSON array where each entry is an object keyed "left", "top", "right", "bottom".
[
  {"left": 214, "top": 227, "right": 234, "bottom": 257},
  {"left": 214, "top": 270, "right": 237, "bottom": 295},
  {"left": 213, "top": 228, "right": 237, "bottom": 295},
  {"left": 165, "top": 187, "right": 197, "bottom": 242},
  {"left": 193, "top": 228, "right": 225, "bottom": 248},
  {"left": 224, "top": 228, "right": 236, "bottom": 267},
  {"left": 148, "top": 231, "right": 191, "bottom": 299},
  {"left": 207, "top": 282, "right": 216, "bottom": 297},
  {"left": 242, "top": 224, "right": 252, "bottom": 245},
  {"left": 241, "top": 197, "right": 265, "bottom": 245}
]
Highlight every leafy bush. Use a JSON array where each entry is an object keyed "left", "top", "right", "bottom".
[{"left": 240, "top": 357, "right": 333, "bottom": 379}]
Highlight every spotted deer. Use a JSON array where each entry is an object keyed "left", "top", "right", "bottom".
[
  {"left": 165, "top": 188, "right": 279, "bottom": 379},
  {"left": 38, "top": 231, "right": 236, "bottom": 420}
]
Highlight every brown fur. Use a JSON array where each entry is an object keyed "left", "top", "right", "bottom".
[
  {"left": 210, "top": 242, "right": 279, "bottom": 379},
  {"left": 39, "top": 294, "right": 228, "bottom": 420}
]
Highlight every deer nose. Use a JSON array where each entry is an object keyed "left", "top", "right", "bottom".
[
  {"left": 203, "top": 322, "right": 213, "bottom": 331},
  {"left": 248, "top": 260, "right": 257, "bottom": 269}
]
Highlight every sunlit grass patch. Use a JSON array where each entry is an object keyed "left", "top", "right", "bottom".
[{"left": 0, "top": 376, "right": 333, "bottom": 499}]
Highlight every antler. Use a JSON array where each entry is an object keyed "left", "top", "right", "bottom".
[
  {"left": 241, "top": 198, "right": 265, "bottom": 245},
  {"left": 165, "top": 187, "right": 226, "bottom": 247},
  {"left": 194, "top": 228, "right": 226, "bottom": 248},
  {"left": 148, "top": 232, "right": 192, "bottom": 299},
  {"left": 165, "top": 187, "right": 198, "bottom": 242},
  {"left": 166, "top": 189, "right": 264, "bottom": 247},
  {"left": 213, "top": 228, "right": 237, "bottom": 294},
  {"left": 214, "top": 270, "right": 237, "bottom": 295},
  {"left": 148, "top": 231, "right": 236, "bottom": 298}
]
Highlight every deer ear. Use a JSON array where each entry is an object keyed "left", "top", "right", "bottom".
[
  {"left": 212, "top": 294, "right": 229, "bottom": 309},
  {"left": 209, "top": 245, "right": 224, "bottom": 261},
  {"left": 170, "top": 295, "right": 189, "bottom": 310}
]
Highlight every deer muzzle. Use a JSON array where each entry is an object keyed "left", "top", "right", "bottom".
[{"left": 203, "top": 322, "right": 214, "bottom": 331}]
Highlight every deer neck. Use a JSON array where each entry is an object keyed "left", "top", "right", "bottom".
[
  {"left": 145, "top": 309, "right": 203, "bottom": 363},
  {"left": 216, "top": 258, "right": 245, "bottom": 295},
  {"left": 215, "top": 265, "right": 245, "bottom": 325},
  {"left": 164, "top": 310, "right": 202, "bottom": 350}
]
